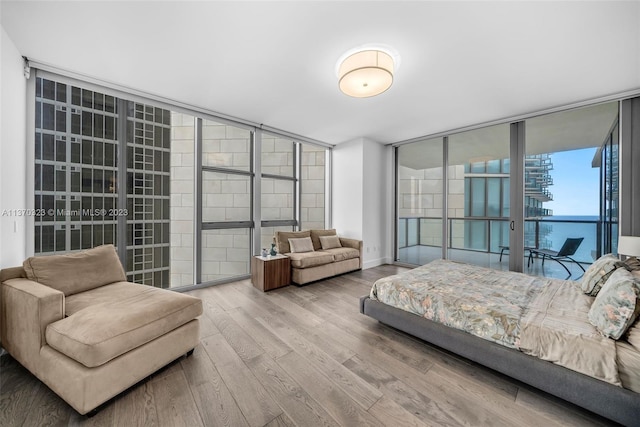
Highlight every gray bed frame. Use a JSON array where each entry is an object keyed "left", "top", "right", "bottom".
[{"left": 360, "top": 295, "right": 640, "bottom": 426}]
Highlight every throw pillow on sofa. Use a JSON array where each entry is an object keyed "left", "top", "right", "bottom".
[
  {"left": 289, "top": 237, "right": 314, "bottom": 253},
  {"left": 319, "top": 235, "right": 342, "bottom": 250}
]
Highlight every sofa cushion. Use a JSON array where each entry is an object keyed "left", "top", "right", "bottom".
[
  {"left": 275, "top": 230, "right": 311, "bottom": 254},
  {"left": 289, "top": 237, "right": 314, "bottom": 253},
  {"left": 65, "top": 281, "right": 151, "bottom": 316},
  {"left": 45, "top": 286, "right": 202, "bottom": 368},
  {"left": 324, "top": 247, "right": 360, "bottom": 262},
  {"left": 310, "top": 229, "right": 337, "bottom": 251},
  {"left": 23, "top": 244, "right": 126, "bottom": 296},
  {"left": 287, "top": 252, "right": 334, "bottom": 269}
]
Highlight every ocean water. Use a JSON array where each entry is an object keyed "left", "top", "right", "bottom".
[{"left": 532, "top": 215, "right": 602, "bottom": 263}]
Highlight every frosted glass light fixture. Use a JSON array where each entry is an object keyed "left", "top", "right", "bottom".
[{"left": 338, "top": 49, "right": 395, "bottom": 98}]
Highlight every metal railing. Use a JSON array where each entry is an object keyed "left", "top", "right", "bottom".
[{"left": 398, "top": 216, "right": 614, "bottom": 263}]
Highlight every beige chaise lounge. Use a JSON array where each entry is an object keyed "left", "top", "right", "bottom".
[
  {"left": 0, "top": 244, "right": 202, "bottom": 415},
  {"left": 274, "top": 229, "right": 363, "bottom": 285}
]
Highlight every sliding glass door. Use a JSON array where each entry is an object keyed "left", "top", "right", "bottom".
[
  {"left": 396, "top": 138, "right": 443, "bottom": 265},
  {"left": 524, "top": 102, "right": 619, "bottom": 278},
  {"left": 394, "top": 101, "right": 620, "bottom": 280},
  {"left": 447, "top": 124, "right": 511, "bottom": 268}
]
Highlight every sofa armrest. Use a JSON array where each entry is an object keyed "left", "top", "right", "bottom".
[
  {"left": 339, "top": 237, "right": 362, "bottom": 250},
  {"left": 1, "top": 278, "right": 64, "bottom": 370},
  {"left": 339, "top": 238, "right": 364, "bottom": 268}
]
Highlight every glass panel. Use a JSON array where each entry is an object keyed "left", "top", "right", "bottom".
[
  {"left": 398, "top": 220, "right": 407, "bottom": 248},
  {"left": 448, "top": 123, "right": 510, "bottom": 267},
  {"left": 202, "top": 119, "right": 250, "bottom": 171},
  {"left": 261, "top": 225, "right": 295, "bottom": 254},
  {"left": 470, "top": 178, "right": 485, "bottom": 217},
  {"left": 202, "top": 228, "right": 250, "bottom": 282},
  {"left": 202, "top": 172, "right": 251, "bottom": 222},
  {"left": 396, "top": 137, "right": 443, "bottom": 265},
  {"left": 262, "top": 133, "right": 294, "bottom": 177},
  {"left": 407, "top": 218, "right": 419, "bottom": 246},
  {"left": 34, "top": 77, "right": 118, "bottom": 256},
  {"left": 525, "top": 102, "right": 618, "bottom": 278},
  {"left": 300, "top": 142, "right": 326, "bottom": 229},
  {"left": 420, "top": 218, "right": 442, "bottom": 247},
  {"left": 169, "top": 112, "right": 195, "bottom": 288},
  {"left": 261, "top": 178, "right": 293, "bottom": 221},
  {"left": 487, "top": 178, "right": 501, "bottom": 217},
  {"left": 125, "top": 101, "right": 173, "bottom": 288}
]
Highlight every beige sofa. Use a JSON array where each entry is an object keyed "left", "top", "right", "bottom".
[
  {"left": 274, "top": 229, "right": 363, "bottom": 285},
  {"left": 0, "top": 244, "right": 202, "bottom": 415}
]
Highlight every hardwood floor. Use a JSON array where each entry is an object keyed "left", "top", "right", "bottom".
[{"left": 0, "top": 265, "right": 617, "bottom": 426}]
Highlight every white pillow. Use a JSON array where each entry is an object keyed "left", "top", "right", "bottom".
[
  {"left": 288, "top": 237, "right": 314, "bottom": 253},
  {"left": 319, "top": 235, "right": 342, "bottom": 250}
]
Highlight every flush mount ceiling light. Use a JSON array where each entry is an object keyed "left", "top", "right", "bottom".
[{"left": 337, "top": 45, "right": 399, "bottom": 98}]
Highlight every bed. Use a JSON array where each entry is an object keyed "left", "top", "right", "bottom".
[{"left": 359, "top": 258, "right": 640, "bottom": 426}]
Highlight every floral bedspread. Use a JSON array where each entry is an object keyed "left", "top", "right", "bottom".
[
  {"left": 369, "top": 258, "right": 621, "bottom": 385},
  {"left": 369, "top": 259, "right": 548, "bottom": 348}
]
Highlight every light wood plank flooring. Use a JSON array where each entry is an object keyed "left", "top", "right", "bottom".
[{"left": 0, "top": 265, "right": 617, "bottom": 426}]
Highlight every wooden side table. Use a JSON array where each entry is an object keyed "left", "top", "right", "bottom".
[{"left": 251, "top": 255, "right": 291, "bottom": 292}]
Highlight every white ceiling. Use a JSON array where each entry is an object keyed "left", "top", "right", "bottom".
[
  {"left": 2, "top": 1, "right": 639, "bottom": 145},
  {"left": 399, "top": 101, "right": 619, "bottom": 169}
]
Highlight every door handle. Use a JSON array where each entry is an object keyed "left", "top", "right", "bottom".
[{"left": 510, "top": 221, "right": 515, "bottom": 231}]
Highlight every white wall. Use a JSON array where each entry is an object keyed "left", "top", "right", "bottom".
[
  {"left": 0, "top": 26, "right": 28, "bottom": 268},
  {"left": 332, "top": 137, "right": 393, "bottom": 269},
  {"left": 362, "top": 139, "right": 393, "bottom": 268},
  {"left": 332, "top": 138, "right": 363, "bottom": 239}
]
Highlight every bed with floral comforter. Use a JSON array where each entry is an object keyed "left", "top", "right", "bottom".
[{"left": 369, "top": 259, "right": 620, "bottom": 385}]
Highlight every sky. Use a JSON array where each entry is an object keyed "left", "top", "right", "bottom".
[{"left": 544, "top": 148, "right": 600, "bottom": 216}]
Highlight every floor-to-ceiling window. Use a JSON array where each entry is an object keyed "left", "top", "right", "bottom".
[
  {"left": 260, "top": 133, "right": 296, "bottom": 251},
  {"left": 524, "top": 102, "right": 619, "bottom": 277},
  {"left": 396, "top": 137, "right": 443, "bottom": 264},
  {"left": 598, "top": 121, "right": 619, "bottom": 255},
  {"left": 35, "top": 78, "right": 190, "bottom": 288},
  {"left": 300, "top": 142, "right": 327, "bottom": 230},
  {"left": 394, "top": 101, "right": 620, "bottom": 280},
  {"left": 32, "top": 72, "right": 331, "bottom": 290},
  {"left": 200, "top": 119, "right": 253, "bottom": 284},
  {"left": 447, "top": 124, "right": 511, "bottom": 268},
  {"left": 169, "top": 113, "right": 196, "bottom": 287},
  {"left": 258, "top": 135, "right": 328, "bottom": 252}
]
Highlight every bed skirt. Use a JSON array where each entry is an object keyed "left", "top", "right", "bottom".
[{"left": 360, "top": 295, "right": 640, "bottom": 427}]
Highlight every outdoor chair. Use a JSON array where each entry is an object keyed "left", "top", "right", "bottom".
[{"left": 528, "top": 237, "right": 585, "bottom": 277}]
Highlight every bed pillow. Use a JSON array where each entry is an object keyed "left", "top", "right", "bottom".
[
  {"left": 319, "top": 235, "right": 342, "bottom": 250},
  {"left": 625, "top": 320, "right": 640, "bottom": 351},
  {"left": 288, "top": 237, "right": 314, "bottom": 253},
  {"left": 623, "top": 256, "right": 640, "bottom": 271},
  {"left": 581, "top": 254, "right": 621, "bottom": 296},
  {"left": 588, "top": 268, "right": 640, "bottom": 339}
]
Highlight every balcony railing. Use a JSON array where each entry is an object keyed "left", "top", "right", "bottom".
[{"left": 398, "top": 216, "right": 616, "bottom": 264}]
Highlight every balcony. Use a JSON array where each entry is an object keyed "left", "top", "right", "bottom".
[{"left": 397, "top": 216, "right": 616, "bottom": 279}]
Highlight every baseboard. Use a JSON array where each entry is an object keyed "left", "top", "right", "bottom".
[{"left": 363, "top": 257, "right": 393, "bottom": 270}]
